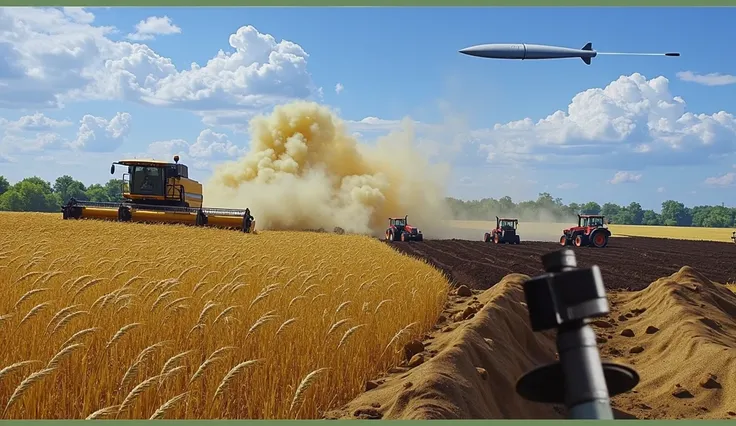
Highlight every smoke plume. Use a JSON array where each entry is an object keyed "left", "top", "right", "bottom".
[{"left": 205, "top": 101, "right": 452, "bottom": 238}]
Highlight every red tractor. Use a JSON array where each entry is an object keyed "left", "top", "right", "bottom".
[
  {"left": 559, "top": 214, "right": 611, "bottom": 248},
  {"left": 385, "top": 215, "right": 423, "bottom": 242},
  {"left": 483, "top": 216, "right": 521, "bottom": 244}
]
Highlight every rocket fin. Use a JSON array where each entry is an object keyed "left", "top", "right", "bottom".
[
  {"left": 582, "top": 42, "right": 593, "bottom": 51},
  {"left": 582, "top": 57, "right": 591, "bottom": 65}
]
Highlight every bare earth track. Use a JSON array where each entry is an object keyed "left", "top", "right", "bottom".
[{"left": 387, "top": 237, "right": 736, "bottom": 291}]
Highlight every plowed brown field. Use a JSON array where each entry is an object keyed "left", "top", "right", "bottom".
[{"left": 387, "top": 237, "right": 736, "bottom": 291}]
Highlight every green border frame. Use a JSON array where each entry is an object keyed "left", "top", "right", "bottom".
[
  {"left": 2, "top": 0, "right": 736, "bottom": 6},
  {"left": 2, "top": 3, "right": 734, "bottom": 424}
]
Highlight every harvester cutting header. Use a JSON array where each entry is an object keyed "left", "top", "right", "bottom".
[{"left": 62, "top": 156, "right": 256, "bottom": 233}]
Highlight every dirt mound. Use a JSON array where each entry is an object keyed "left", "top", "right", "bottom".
[
  {"left": 388, "top": 237, "right": 736, "bottom": 291},
  {"left": 325, "top": 274, "right": 562, "bottom": 419},
  {"left": 598, "top": 266, "right": 736, "bottom": 419},
  {"left": 327, "top": 263, "right": 736, "bottom": 419}
]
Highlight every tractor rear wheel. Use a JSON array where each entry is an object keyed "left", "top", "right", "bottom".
[
  {"left": 483, "top": 232, "right": 491, "bottom": 243},
  {"left": 591, "top": 232, "right": 608, "bottom": 248},
  {"left": 514, "top": 235, "right": 520, "bottom": 244}
]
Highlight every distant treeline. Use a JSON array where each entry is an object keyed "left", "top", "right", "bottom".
[{"left": 1, "top": 175, "right": 734, "bottom": 228}]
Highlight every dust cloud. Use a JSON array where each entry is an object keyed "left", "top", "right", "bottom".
[{"left": 205, "top": 101, "right": 453, "bottom": 238}]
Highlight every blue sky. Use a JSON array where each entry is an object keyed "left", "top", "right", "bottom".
[{"left": 0, "top": 7, "right": 735, "bottom": 210}]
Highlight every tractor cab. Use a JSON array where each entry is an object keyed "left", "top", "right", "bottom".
[
  {"left": 389, "top": 215, "right": 408, "bottom": 230},
  {"left": 497, "top": 217, "right": 518, "bottom": 231},
  {"left": 579, "top": 214, "right": 606, "bottom": 228},
  {"left": 110, "top": 155, "right": 202, "bottom": 208}
]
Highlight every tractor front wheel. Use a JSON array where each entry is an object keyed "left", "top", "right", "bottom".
[
  {"left": 559, "top": 235, "right": 568, "bottom": 246},
  {"left": 401, "top": 232, "right": 408, "bottom": 242},
  {"left": 483, "top": 232, "right": 491, "bottom": 243},
  {"left": 493, "top": 233, "right": 500, "bottom": 244},
  {"left": 591, "top": 232, "right": 609, "bottom": 248},
  {"left": 574, "top": 235, "right": 585, "bottom": 247}
]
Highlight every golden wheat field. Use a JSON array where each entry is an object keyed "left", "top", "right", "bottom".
[{"left": 0, "top": 212, "right": 449, "bottom": 419}]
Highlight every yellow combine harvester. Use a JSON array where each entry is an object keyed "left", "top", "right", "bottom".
[{"left": 61, "top": 155, "right": 255, "bottom": 233}]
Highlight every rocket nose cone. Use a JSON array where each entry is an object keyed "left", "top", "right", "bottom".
[{"left": 459, "top": 46, "right": 486, "bottom": 57}]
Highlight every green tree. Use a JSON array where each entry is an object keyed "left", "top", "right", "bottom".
[
  {"left": 641, "top": 210, "right": 661, "bottom": 225},
  {"left": 580, "top": 202, "right": 601, "bottom": 215},
  {"left": 0, "top": 176, "right": 9, "bottom": 195},
  {"left": 86, "top": 184, "right": 110, "bottom": 202},
  {"left": 104, "top": 179, "right": 123, "bottom": 202},
  {"left": 601, "top": 203, "right": 621, "bottom": 220},
  {"left": 661, "top": 200, "right": 692, "bottom": 226},
  {"left": 627, "top": 202, "right": 644, "bottom": 225},
  {"left": 54, "top": 175, "right": 88, "bottom": 203},
  {"left": 1, "top": 177, "right": 59, "bottom": 212}
]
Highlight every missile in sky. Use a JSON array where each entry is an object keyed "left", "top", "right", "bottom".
[{"left": 458, "top": 42, "right": 681, "bottom": 65}]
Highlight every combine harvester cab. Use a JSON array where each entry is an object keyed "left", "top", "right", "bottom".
[
  {"left": 384, "top": 215, "right": 423, "bottom": 242},
  {"left": 559, "top": 214, "right": 610, "bottom": 248},
  {"left": 483, "top": 216, "right": 521, "bottom": 244},
  {"left": 61, "top": 155, "right": 256, "bottom": 233}
]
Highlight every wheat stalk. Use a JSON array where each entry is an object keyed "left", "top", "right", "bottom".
[
  {"left": 61, "top": 327, "right": 99, "bottom": 348},
  {"left": 246, "top": 313, "right": 278, "bottom": 339},
  {"left": 19, "top": 301, "right": 52, "bottom": 326},
  {"left": 4, "top": 367, "right": 56, "bottom": 415},
  {"left": 106, "top": 323, "right": 142, "bottom": 349},
  {"left": 382, "top": 322, "right": 418, "bottom": 355},
  {"left": 213, "top": 359, "right": 263, "bottom": 401},
  {"left": 85, "top": 404, "right": 121, "bottom": 420},
  {"left": 0, "top": 360, "right": 40, "bottom": 383},
  {"left": 50, "top": 310, "right": 88, "bottom": 336},
  {"left": 275, "top": 318, "right": 298, "bottom": 336},
  {"left": 338, "top": 324, "right": 365, "bottom": 349},
  {"left": 13, "top": 288, "right": 49, "bottom": 310},
  {"left": 46, "top": 343, "right": 85, "bottom": 369},
  {"left": 149, "top": 392, "right": 189, "bottom": 420},
  {"left": 289, "top": 368, "right": 328, "bottom": 415},
  {"left": 118, "top": 374, "right": 163, "bottom": 415},
  {"left": 189, "top": 357, "right": 222, "bottom": 385}
]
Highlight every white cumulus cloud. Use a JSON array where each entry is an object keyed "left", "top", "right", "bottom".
[
  {"left": 0, "top": 8, "right": 316, "bottom": 118},
  {"left": 145, "top": 129, "right": 245, "bottom": 168},
  {"left": 1, "top": 113, "right": 72, "bottom": 132},
  {"left": 69, "top": 112, "right": 132, "bottom": 152},
  {"left": 704, "top": 172, "right": 736, "bottom": 186},
  {"left": 608, "top": 171, "right": 642, "bottom": 184},
  {"left": 470, "top": 73, "right": 736, "bottom": 168},
  {"left": 127, "top": 15, "right": 182, "bottom": 41},
  {"left": 677, "top": 71, "right": 736, "bottom": 87}
]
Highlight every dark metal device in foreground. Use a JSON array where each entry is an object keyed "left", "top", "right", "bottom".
[{"left": 515, "top": 249, "right": 639, "bottom": 419}]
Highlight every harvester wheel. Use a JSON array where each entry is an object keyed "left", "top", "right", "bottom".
[
  {"left": 591, "top": 231, "right": 609, "bottom": 248},
  {"left": 483, "top": 232, "right": 491, "bottom": 242},
  {"left": 559, "top": 235, "right": 568, "bottom": 246}
]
